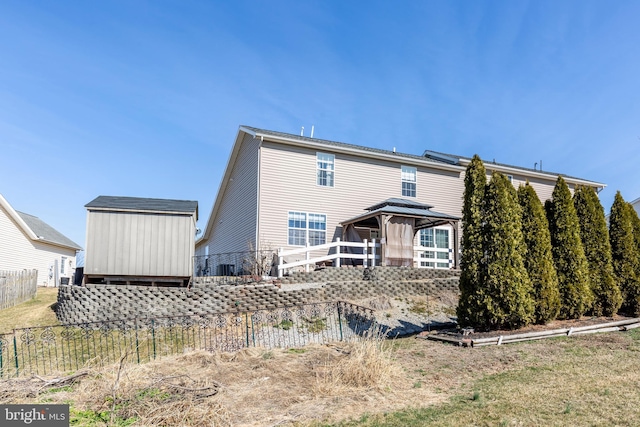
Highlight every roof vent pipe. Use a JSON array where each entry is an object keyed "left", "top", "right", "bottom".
[
  {"left": 540, "top": 160, "right": 542, "bottom": 171},
  {"left": 310, "top": 125, "right": 314, "bottom": 138},
  {"left": 534, "top": 162, "right": 537, "bottom": 170},
  {"left": 300, "top": 126, "right": 304, "bottom": 136}
]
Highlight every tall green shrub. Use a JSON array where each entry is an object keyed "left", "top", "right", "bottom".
[
  {"left": 478, "top": 172, "right": 534, "bottom": 329},
  {"left": 517, "top": 183, "right": 560, "bottom": 323},
  {"left": 457, "top": 155, "right": 487, "bottom": 327},
  {"left": 573, "top": 186, "right": 622, "bottom": 316},
  {"left": 628, "top": 203, "right": 640, "bottom": 259},
  {"left": 610, "top": 192, "right": 640, "bottom": 315},
  {"left": 548, "top": 177, "right": 593, "bottom": 319}
]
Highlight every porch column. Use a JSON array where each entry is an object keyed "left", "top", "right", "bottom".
[
  {"left": 379, "top": 214, "right": 387, "bottom": 266},
  {"left": 452, "top": 221, "right": 459, "bottom": 269}
]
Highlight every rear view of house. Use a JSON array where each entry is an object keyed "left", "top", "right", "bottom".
[
  {"left": 195, "top": 125, "right": 606, "bottom": 277},
  {"left": 84, "top": 196, "right": 198, "bottom": 286},
  {"left": 0, "top": 193, "right": 82, "bottom": 286}
]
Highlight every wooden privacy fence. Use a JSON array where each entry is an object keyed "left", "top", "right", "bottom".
[{"left": 0, "top": 270, "right": 37, "bottom": 310}]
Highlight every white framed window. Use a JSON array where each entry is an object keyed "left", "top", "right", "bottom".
[
  {"left": 288, "top": 211, "right": 327, "bottom": 246},
  {"left": 316, "top": 153, "right": 335, "bottom": 187},
  {"left": 401, "top": 165, "right": 416, "bottom": 197},
  {"left": 419, "top": 227, "right": 451, "bottom": 268},
  {"left": 61, "top": 257, "right": 67, "bottom": 274}
]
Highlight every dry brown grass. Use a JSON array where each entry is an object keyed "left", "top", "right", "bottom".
[
  {"left": 0, "top": 336, "right": 443, "bottom": 426},
  {"left": 1, "top": 329, "right": 639, "bottom": 426},
  {"left": 0, "top": 287, "right": 59, "bottom": 332},
  {"left": 2, "top": 290, "right": 640, "bottom": 426}
]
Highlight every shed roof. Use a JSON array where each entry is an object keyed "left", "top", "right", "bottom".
[
  {"left": 85, "top": 196, "right": 198, "bottom": 217},
  {"left": 16, "top": 211, "right": 82, "bottom": 250}
]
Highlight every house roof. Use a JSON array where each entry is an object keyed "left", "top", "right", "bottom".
[
  {"left": 243, "top": 126, "right": 606, "bottom": 188},
  {"left": 0, "top": 193, "right": 82, "bottom": 251},
  {"left": 85, "top": 196, "right": 198, "bottom": 218},
  {"left": 241, "top": 125, "right": 463, "bottom": 169},
  {"left": 17, "top": 211, "right": 82, "bottom": 250}
]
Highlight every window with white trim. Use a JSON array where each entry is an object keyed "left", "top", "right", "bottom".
[
  {"left": 61, "top": 257, "right": 67, "bottom": 274},
  {"left": 401, "top": 165, "right": 416, "bottom": 197},
  {"left": 419, "top": 227, "right": 451, "bottom": 268},
  {"left": 316, "top": 153, "right": 335, "bottom": 187},
  {"left": 288, "top": 211, "right": 327, "bottom": 246}
]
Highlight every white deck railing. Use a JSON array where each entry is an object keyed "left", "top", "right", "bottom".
[
  {"left": 413, "top": 246, "right": 454, "bottom": 269},
  {"left": 277, "top": 238, "right": 380, "bottom": 277},
  {"left": 277, "top": 239, "right": 453, "bottom": 277}
]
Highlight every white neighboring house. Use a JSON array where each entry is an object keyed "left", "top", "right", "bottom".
[
  {"left": 630, "top": 197, "right": 640, "bottom": 216},
  {"left": 0, "top": 194, "right": 82, "bottom": 287}
]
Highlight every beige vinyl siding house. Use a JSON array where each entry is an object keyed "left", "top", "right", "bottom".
[
  {"left": 257, "top": 141, "right": 464, "bottom": 260},
  {"left": 84, "top": 196, "right": 198, "bottom": 286},
  {"left": 0, "top": 194, "right": 82, "bottom": 287},
  {"left": 198, "top": 133, "right": 259, "bottom": 256},
  {"left": 195, "top": 126, "right": 606, "bottom": 273}
]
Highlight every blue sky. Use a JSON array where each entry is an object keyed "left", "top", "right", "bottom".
[{"left": 1, "top": 1, "right": 639, "bottom": 250}]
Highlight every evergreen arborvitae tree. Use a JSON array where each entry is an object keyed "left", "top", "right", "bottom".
[
  {"left": 573, "top": 186, "right": 622, "bottom": 316},
  {"left": 610, "top": 192, "right": 640, "bottom": 315},
  {"left": 478, "top": 172, "right": 535, "bottom": 329},
  {"left": 628, "top": 203, "right": 640, "bottom": 261},
  {"left": 457, "top": 155, "right": 488, "bottom": 327},
  {"left": 517, "top": 183, "right": 560, "bottom": 323},
  {"left": 548, "top": 176, "right": 593, "bottom": 319}
]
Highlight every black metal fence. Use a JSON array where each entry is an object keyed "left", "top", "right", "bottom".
[
  {"left": 0, "top": 301, "right": 376, "bottom": 378},
  {"left": 193, "top": 250, "right": 277, "bottom": 284}
]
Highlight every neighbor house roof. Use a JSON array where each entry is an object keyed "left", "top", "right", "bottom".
[
  {"left": 17, "top": 211, "right": 82, "bottom": 250},
  {"left": 0, "top": 193, "right": 82, "bottom": 250},
  {"left": 85, "top": 196, "right": 198, "bottom": 218}
]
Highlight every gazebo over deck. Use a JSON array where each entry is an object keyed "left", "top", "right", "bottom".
[{"left": 340, "top": 198, "right": 460, "bottom": 268}]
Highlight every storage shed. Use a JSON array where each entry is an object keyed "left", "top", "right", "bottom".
[{"left": 84, "top": 196, "right": 198, "bottom": 286}]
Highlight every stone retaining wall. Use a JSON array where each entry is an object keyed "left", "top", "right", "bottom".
[{"left": 55, "top": 267, "right": 461, "bottom": 324}]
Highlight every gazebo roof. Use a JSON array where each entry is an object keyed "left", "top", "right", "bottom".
[{"left": 341, "top": 198, "right": 460, "bottom": 230}]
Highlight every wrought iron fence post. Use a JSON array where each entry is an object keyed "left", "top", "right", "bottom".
[
  {"left": 337, "top": 302, "right": 344, "bottom": 342},
  {"left": 250, "top": 313, "right": 255, "bottom": 347},
  {"left": 245, "top": 312, "right": 249, "bottom": 348},
  {"left": 12, "top": 332, "right": 19, "bottom": 377},
  {"left": 151, "top": 319, "right": 157, "bottom": 360},
  {"left": 134, "top": 318, "right": 140, "bottom": 364},
  {"left": 0, "top": 339, "right": 3, "bottom": 378}
]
